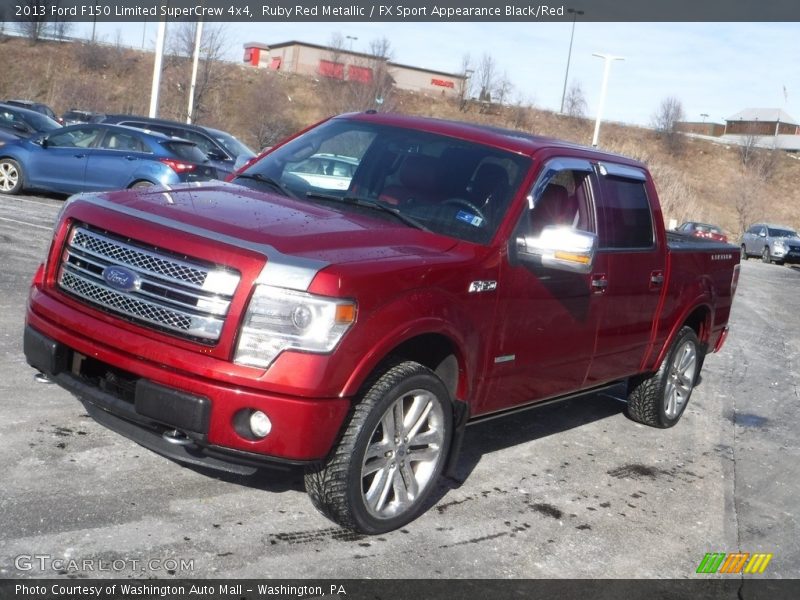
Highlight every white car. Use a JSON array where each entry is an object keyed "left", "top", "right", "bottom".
[{"left": 289, "top": 153, "right": 358, "bottom": 191}]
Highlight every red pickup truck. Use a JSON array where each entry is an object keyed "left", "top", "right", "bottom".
[{"left": 24, "top": 112, "right": 740, "bottom": 534}]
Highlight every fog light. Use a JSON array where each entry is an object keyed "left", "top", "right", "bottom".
[{"left": 249, "top": 410, "right": 272, "bottom": 438}]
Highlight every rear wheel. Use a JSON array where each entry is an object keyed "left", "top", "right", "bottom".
[
  {"left": 762, "top": 246, "right": 771, "bottom": 263},
  {"left": 305, "top": 360, "right": 452, "bottom": 534},
  {"left": 627, "top": 326, "right": 701, "bottom": 428},
  {"left": 0, "top": 158, "right": 23, "bottom": 194},
  {"left": 130, "top": 180, "right": 155, "bottom": 189}
]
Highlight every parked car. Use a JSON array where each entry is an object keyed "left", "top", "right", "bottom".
[
  {"left": 25, "top": 112, "right": 740, "bottom": 534},
  {"left": 675, "top": 221, "right": 728, "bottom": 243},
  {"left": 61, "top": 109, "right": 106, "bottom": 126},
  {"left": 0, "top": 102, "right": 63, "bottom": 140},
  {"left": 101, "top": 114, "right": 255, "bottom": 177},
  {"left": 5, "top": 99, "right": 62, "bottom": 124},
  {"left": 740, "top": 223, "right": 800, "bottom": 264},
  {"left": 288, "top": 153, "right": 359, "bottom": 190},
  {"left": 0, "top": 123, "right": 217, "bottom": 195}
]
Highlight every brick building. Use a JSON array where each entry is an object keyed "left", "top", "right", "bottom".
[{"left": 724, "top": 108, "right": 799, "bottom": 136}]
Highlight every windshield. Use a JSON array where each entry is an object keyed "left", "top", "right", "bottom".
[
  {"left": 235, "top": 118, "right": 531, "bottom": 244},
  {"left": 209, "top": 128, "right": 255, "bottom": 159},
  {"left": 768, "top": 228, "right": 798, "bottom": 238}
]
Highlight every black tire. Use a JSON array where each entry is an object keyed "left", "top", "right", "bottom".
[
  {"left": 762, "top": 246, "right": 771, "bottom": 264},
  {"left": 304, "top": 360, "right": 452, "bottom": 534},
  {"left": 0, "top": 158, "right": 23, "bottom": 195},
  {"left": 627, "top": 326, "right": 701, "bottom": 429},
  {"left": 740, "top": 245, "right": 748, "bottom": 261}
]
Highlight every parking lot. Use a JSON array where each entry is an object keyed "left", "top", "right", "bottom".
[{"left": 0, "top": 191, "right": 798, "bottom": 579}]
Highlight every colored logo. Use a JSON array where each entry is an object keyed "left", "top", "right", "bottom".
[
  {"left": 696, "top": 552, "right": 773, "bottom": 574},
  {"left": 102, "top": 266, "right": 141, "bottom": 292}
]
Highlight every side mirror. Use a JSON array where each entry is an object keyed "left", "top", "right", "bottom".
[
  {"left": 515, "top": 226, "right": 597, "bottom": 274},
  {"left": 36, "top": 136, "right": 49, "bottom": 148},
  {"left": 206, "top": 150, "right": 226, "bottom": 161},
  {"left": 758, "top": 231, "right": 766, "bottom": 238}
]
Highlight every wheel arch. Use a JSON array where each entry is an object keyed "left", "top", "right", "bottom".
[{"left": 649, "top": 303, "right": 712, "bottom": 373}]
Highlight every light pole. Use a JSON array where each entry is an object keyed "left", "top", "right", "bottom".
[
  {"left": 591, "top": 53, "right": 624, "bottom": 147},
  {"left": 559, "top": 8, "right": 584, "bottom": 114},
  {"left": 700, "top": 113, "right": 709, "bottom": 122},
  {"left": 345, "top": 35, "right": 358, "bottom": 52}
]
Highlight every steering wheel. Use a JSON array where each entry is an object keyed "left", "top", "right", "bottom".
[{"left": 441, "top": 198, "right": 487, "bottom": 225}]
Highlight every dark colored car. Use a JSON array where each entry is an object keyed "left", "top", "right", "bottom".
[
  {"left": 0, "top": 102, "right": 63, "bottom": 140},
  {"left": 0, "top": 123, "right": 217, "bottom": 195},
  {"left": 675, "top": 221, "right": 728, "bottom": 243},
  {"left": 740, "top": 223, "right": 800, "bottom": 265},
  {"left": 61, "top": 109, "right": 106, "bottom": 126},
  {"left": 101, "top": 114, "right": 255, "bottom": 177},
  {"left": 5, "top": 99, "right": 62, "bottom": 124}
]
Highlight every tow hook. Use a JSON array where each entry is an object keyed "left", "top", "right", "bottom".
[{"left": 162, "top": 429, "right": 193, "bottom": 446}]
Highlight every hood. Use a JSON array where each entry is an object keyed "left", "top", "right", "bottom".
[{"left": 72, "top": 182, "right": 459, "bottom": 266}]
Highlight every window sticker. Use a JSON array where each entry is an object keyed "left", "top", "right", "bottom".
[{"left": 456, "top": 210, "right": 484, "bottom": 227}]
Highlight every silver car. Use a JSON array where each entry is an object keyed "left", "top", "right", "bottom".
[{"left": 740, "top": 223, "right": 800, "bottom": 265}]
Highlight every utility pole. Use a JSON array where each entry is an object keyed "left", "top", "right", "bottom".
[{"left": 591, "top": 53, "right": 624, "bottom": 147}]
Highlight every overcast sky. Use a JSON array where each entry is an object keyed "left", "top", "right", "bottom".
[{"left": 77, "top": 21, "right": 799, "bottom": 127}]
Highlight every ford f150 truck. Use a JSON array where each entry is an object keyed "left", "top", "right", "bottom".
[{"left": 24, "top": 112, "right": 740, "bottom": 534}]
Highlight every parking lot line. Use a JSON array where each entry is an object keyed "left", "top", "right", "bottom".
[{"left": 0, "top": 216, "right": 52, "bottom": 230}]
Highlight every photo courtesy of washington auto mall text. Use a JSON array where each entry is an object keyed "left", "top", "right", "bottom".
[{"left": 1, "top": 0, "right": 800, "bottom": 599}]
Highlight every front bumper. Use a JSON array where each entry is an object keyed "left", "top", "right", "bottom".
[{"left": 23, "top": 322, "right": 351, "bottom": 469}]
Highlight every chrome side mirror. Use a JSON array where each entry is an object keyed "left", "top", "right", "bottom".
[{"left": 516, "top": 225, "right": 598, "bottom": 274}]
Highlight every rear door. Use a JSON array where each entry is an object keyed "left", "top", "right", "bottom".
[
  {"left": 84, "top": 128, "right": 152, "bottom": 190},
  {"left": 584, "top": 163, "right": 665, "bottom": 386}
]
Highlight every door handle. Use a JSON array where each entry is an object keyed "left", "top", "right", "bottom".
[
  {"left": 650, "top": 270, "right": 665, "bottom": 290},
  {"left": 125, "top": 156, "right": 138, "bottom": 161},
  {"left": 73, "top": 154, "right": 85, "bottom": 158},
  {"left": 591, "top": 273, "right": 608, "bottom": 293}
]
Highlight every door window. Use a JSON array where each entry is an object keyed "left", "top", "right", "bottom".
[
  {"left": 47, "top": 127, "right": 102, "bottom": 148},
  {"left": 595, "top": 167, "right": 653, "bottom": 249}
]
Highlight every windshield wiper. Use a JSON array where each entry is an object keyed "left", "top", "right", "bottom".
[
  {"left": 234, "top": 173, "right": 298, "bottom": 199},
  {"left": 306, "top": 192, "right": 430, "bottom": 232}
]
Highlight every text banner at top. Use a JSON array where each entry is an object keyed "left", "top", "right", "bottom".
[{"left": 4, "top": 0, "right": 800, "bottom": 23}]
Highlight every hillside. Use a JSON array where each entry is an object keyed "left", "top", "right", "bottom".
[{"left": 1, "top": 35, "right": 798, "bottom": 235}]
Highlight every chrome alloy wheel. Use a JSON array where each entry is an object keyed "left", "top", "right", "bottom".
[
  {"left": 0, "top": 161, "right": 19, "bottom": 192},
  {"left": 360, "top": 389, "right": 445, "bottom": 520},
  {"left": 664, "top": 340, "right": 698, "bottom": 419}
]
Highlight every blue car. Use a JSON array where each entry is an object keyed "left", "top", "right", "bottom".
[{"left": 0, "top": 123, "right": 218, "bottom": 196}]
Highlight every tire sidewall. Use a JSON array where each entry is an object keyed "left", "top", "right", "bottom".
[{"left": 345, "top": 365, "right": 452, "bottom": 534}]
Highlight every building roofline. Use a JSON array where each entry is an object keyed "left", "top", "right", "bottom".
[{"left": 243, "top": 40, "right": 465, "bottom": 80}]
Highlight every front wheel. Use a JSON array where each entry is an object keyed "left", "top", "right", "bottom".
[
  {"left": 305, "top": 360, "right": 452, "bottom": 534},
  {"left": 762, "top": 246, "right": 772, "bottom": 264},
  {"left": 740, "top": 245, "right": 748, "bottom": 261},
  {"left": 627, "top": 326, "right": 701, "bottom": 428},
  {"left": 0, "top": 158, "right": 23, "bottom": 194}
]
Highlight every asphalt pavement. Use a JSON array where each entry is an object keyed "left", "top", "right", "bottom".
[{"left": 0, "top": 192, "right": 797, "bottom": 580}]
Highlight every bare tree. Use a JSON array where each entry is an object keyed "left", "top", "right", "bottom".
[
  {"left": 241, "top": 73, "right": 301, "bottom": 150},
  {"left": 563, "top": 81, "right": 587, "bottom": 117},
  {"left": 168, "top": 23, "right": 229, "bottom": 122},
  {"left": 458, "top": 53, "right": 474, "bottom": 111},
  {"left": 321, "top": 36, "right": 396, "bottom": 113},
  {"left": 18, "top": 0, "right": 48, "bottom": 43},
  {"left": 495, "top": 71, "right": 513, "bottom": 106},
  {"left": 475, "top": 53, "right": 497, "bottom": 103},
  {"left": 738, "top": 122, "right": 761, "bottom": 167},
  {"left": 652, "top": 96, "right": 686, "bottom": 155}
]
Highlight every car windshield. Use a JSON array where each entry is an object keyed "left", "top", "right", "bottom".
[
  {"left": 235, "top": 118, "right": 531, "bottom": 245},
  {"left": 12, "top": 109, "right": 61, "bottom": 132},
  {"left": 209, "top": 129, "right": 255, "bottom": 159},
  {"left": 768, "top": 228, "right": 798, "bottom": 238}
]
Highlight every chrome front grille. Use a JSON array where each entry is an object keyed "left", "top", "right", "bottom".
[{"left": 58, "top": 225, "right": 241, "bottom": 343}]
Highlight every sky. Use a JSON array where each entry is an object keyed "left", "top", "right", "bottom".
[{"left": 72, "top": 20, "right": 800, "bottom": 128}]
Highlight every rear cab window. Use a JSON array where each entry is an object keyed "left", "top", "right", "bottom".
[{"left": 594, "top": 162, "right": 654, "bottom": 250}]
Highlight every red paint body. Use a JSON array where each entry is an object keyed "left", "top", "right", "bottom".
[{"left": 25, "top": 113, "right": 739, "bottom": 465}]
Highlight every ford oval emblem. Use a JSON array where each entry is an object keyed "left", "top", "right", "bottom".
[{"left": 102, "top": 265, "right": 141, "bottom": 292}]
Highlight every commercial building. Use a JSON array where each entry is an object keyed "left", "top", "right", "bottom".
[{"left": 243, "top": 41, "right": 465, "bottom": 99}]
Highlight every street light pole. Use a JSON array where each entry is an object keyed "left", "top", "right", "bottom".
[
  {"left": 559, "top": 8, "right": 584, "bottom": 114},
  {"left": 591, "top": 53, "right": 624, "bottom": 147}
]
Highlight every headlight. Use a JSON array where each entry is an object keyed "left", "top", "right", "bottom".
[
  {"left": 773, "top": 240, "right": 786, "bottom": 251},
  {"left": 234, "top": 285, "right": 356, "bottom": 369}
]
